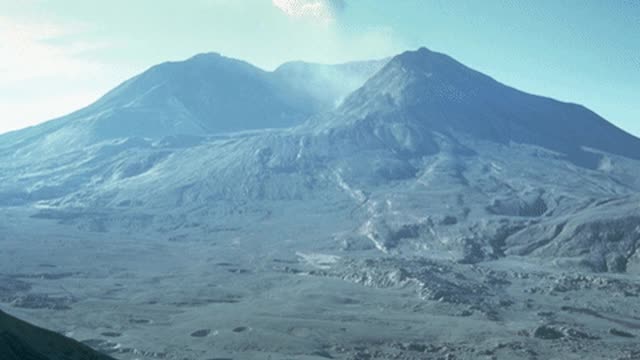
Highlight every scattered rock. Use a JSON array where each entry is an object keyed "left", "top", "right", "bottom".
[
  {"left": 609, "top": 328, "right": 635, "bottom": 338},
  {"left": 10, "top": 294, "right": 73, "bottom": 310},
  {"left": 101, "top": 332, "right": 122, "bottom": 338},
  {"left": 191, "top": 329, "right": 211, "bottom": 338},
  {"left": 533, "top": 325, "right": 564, "bottom": 340},
  {"left": 439, "top": 215, "right": 458, "bottom": 226},
  {"left": 272, "top": 259, "right": 298, "bottom": 264},
  {"left": 326, "top": 258, "right": 490, "bottom": 305},
  {"left": 532, "top": 325, "right": 598, "bottom": 340},
  {"left": 562, "top": 328, "right": 600, "bottom": 340},
  {"left": 311, "top": 350, "right": 334, "bottom": 358},
  {"left": 0, "top": 276, "right": 31, "bottom": 299},
  {"left": 10, "top": 272, "right": 78, "bottom": 280},
  {"left": 562, "top": 327, "right": 599, "bottom": 340},
  {"left": 81, "top": 338, "right": 121, "bottom": 354},
  {"left": 406, "top": 343, "right": 427, "bottom": 352},
  {"left": 81, "top": 339, "right": 106, "bottom": 347},
  {"left": 227, "top": 269, "right": 250, "bottom": 274}
]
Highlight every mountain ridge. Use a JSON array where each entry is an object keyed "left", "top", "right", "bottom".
[
  {"left": 324, "top": 47, "right": 640, "bottom": 167},
  {"left": 1, "top": 47, "right": 640, "bottom": 273},
  {"left": 0, "top": 54, "right": 387, "bottom": 151},
  {"left": 3, "top": 47, "right": 640, "bottom": 360}
]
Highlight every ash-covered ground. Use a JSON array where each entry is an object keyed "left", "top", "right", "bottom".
[
  {"left": 2, "top": 204, "right": 639, "bottom": 360},
  {"left": 2, "top": 48, "right": 640, "bottom": 360}
]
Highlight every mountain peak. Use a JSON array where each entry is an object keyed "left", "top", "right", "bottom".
[
  {"left": 186, "top": 52, "right": 222, "bottom": 61},
  {"left": 335, "top": 47, "right": 485, "bottom": 116},
  {"left": 385, "top": 47, "right": 468, "bottom": 75},
  {"left": 154, "top": 51, "right": 261, "bottom": 75},
  {"left": 333, "top": 47, "right": 640, "bottom": 166},
  {"left": 393, "top": 46, "right": 436, "bottom": 65}
]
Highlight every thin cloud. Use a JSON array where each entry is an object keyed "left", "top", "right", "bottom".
[
  {"left": 0, "top": 16, "right": 108, "bottom": 82},
  {"left": 272, "top": 0, "right": 346, "bottom": 22},
  {"left": 0, "top": 15, "right": 113, "bottom": 133}
]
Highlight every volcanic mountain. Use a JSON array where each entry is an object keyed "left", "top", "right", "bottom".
[
  {"left": 319, "top": 48, "right": 640, "bottom": 167},
  {"left": 2, "top": 46, "right": 640, "bottom": 360},
  {"left": 0, "top": 54, "right": 385, "bottom": 153},
  {"left": 1, "top": 47, "right": 639, "bottom": 269}
]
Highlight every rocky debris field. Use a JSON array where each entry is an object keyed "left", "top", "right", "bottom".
[{"left": 2, "top": 217, "right": 640, "bottom": 360}]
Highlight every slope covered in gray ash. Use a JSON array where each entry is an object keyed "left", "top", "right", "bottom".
[
  {"left": 0, "top": 54, "right": 384, "bottom": 152},
  {"left": 1, "top": 47, "right": 639, "bottom": 359},
  {"left": 2, "top": 47, "right": 638, "bottom": 272}
]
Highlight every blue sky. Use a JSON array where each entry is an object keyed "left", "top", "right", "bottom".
[{"left": 1, "top": 0, "right": 638, "bottom": 136}]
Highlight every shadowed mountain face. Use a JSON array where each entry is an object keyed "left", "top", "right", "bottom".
[{"left": 0, "top": 310, "right": 114, "bottom": 360}]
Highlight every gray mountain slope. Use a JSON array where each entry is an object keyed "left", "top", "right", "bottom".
[
  {"left": 320, "top": 48, "right": 640, "bottom": 167},
  {"left": 1, "top": 48, "right": 640, "bottom": 270},
  {"left": 3, "top": 47, "right": 640, "bottom": 360},
  {"left": 1, "top": 53, "right": 290, "bottom": 151},
  {"left": 0, "top": 310, "right": 114, "bottom": 360},
  {"left": 0, "top": 54, "right": 383, "bottom": 156}
]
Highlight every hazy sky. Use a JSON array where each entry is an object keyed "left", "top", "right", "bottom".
[{"left": 1, "top": 0, "right": 638, "bottom": 136}]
